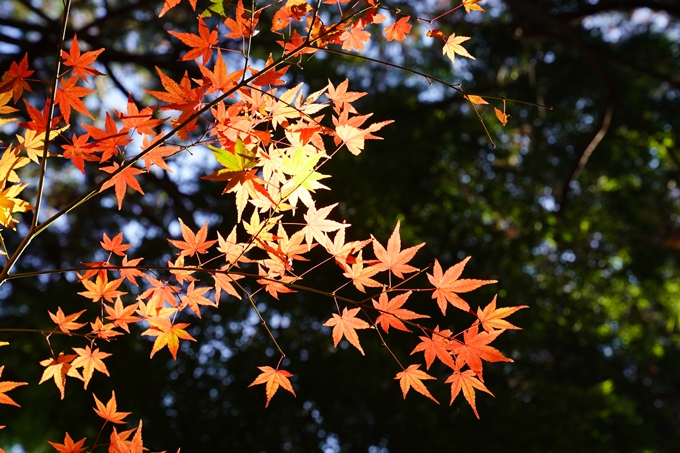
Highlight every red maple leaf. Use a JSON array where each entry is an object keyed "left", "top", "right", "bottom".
[
  {"left": 197, "top": 50, "right": 243, "bottom": 95},
  {"left": 62, "top": 35, "right": 104, "bottom": 81},
  {"left": 168, "top": 17, "right": 218, "bottom": 63},
  {"left": 384, "top": 16, "right": 412, "bottom": 42},
  {"left": 248, "top": 366, "right": 296, "bottom": 407},
  {"left": 61, "top": 133, "right": 98, "bottom": 174},
  {"left": 99, "top": 162, "right": 145, "bottom": 210},
  {"left": 373, "top": 291, "right": 429, "bottom": 333},
  {"left": 115, "top": 95, "right": 165, "bottom": 136},
  {"left": 82, "top": 112, "right": 131, "bottom": 162},
  {"left": 0, "top": 53, "right": 34, "bottom": 102},
  {"left": 427, "top": 257, "right": 497, "bottom": 315},
  {"left": 55, "top": 76, "right": 96, "bottom": 124},
  {"left": 372, "top": 220, "right": 425, "bottom": 278},
  {"left": 20, "top": 100, "right": 61, "bottom": 134}
]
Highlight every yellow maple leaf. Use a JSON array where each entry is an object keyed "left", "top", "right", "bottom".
[
  {"left": 16, "top": 125, "right": 69, "bottom": 163},
  {"left": 443, "top": 33, "right": 475, "bottom": 64},
  {"left": 462, "top": 0, "right": 486, "bottom": 14}
]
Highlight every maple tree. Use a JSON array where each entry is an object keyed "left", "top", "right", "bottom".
[{"left": 0, "top": 0, "right": 532, "bottom": 450}]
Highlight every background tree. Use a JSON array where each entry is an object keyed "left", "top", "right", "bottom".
[{"left": 1, "top": 0, "right": 679, "bottom": 452}]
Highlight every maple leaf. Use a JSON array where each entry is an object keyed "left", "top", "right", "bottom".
[
  {"left": 99, "top": 162, "right": 145, "bottom": 210},
  {"left": 20, "top": 100, "right": 61, "bottom": 134},
  {"left": 101, "top": 232, "right": 131, "bottom": 256},
  {"left": 47, "top": 432, "right": 87, "bottom": 453},
  {"left": 373, "top": 291, "right": 429, "bottom": 333},
  {"left": 340, "top": 23, "right": 371, "bottom": 51},
  {"left": 252, "top": 55, "right": 290, "bottom": 87},
  {"left": 48, "top": 307, "right": 87, "bottom": 335},
  {"left": 224, "top": 0, "right": 261, "bottom": 39},
  {"left": 451, "top": 324, "right": 512, "bottom": 377},
  {"left": 410, "top": 325, "right": 457, "bottom": 370},
  {"left": 0, "top": 53, "right": 34, "bottom": 102},
  {"left": 443, "top": 33, "right": 475, "bottom": 64},
  {"left": 180, "top": 282, "right": 215, "bottom": 317},
  {"left": 385, "top": 16, "right": 411, "bottom": 42},
  {"left": 372, "top": 220, "right": 425, "bottom": 278},
  {"left": 462, "top": 0, "right": 486, "bottom": 14},
  {"left": 169, "top": 17, "right": 218, "bottom": 63},
  {"left": 17, "top": 125, "right": 70, "bottom": 163},
  {"left": 0, "top": 181, "right": 33, "bottom": 230},
  {"left": 71, "top": 345, "right": 111, "bottom": 389},
  {"left": 142, "top": 316, "right": 196, "bottom": 359},
  {"left": 168, "top": 218, "right": 217, "bottom": 257},
  {"left": 39, "top": 352, "right": 82, "bottom": 400},
  {"left": 197, "top": 49, "right": 242, "bottom": 94},
  {"left": 213, "top": 267, "right": 244, "bottom": 302},
  {"left": 324, "top": 307, "right": 370, "bottom": 355},
  {"left": 55, "top": 76, "right": 96, "bottom": 124},
  {"left": 93, "top": 391, "right": 131, "bottom": 424},
  {"left": 89, "top": 318, "right": 124, "bottom": 341},
  {"left": 77, "top": 272, "right": 127, "bottom": 303},
  {"left": 445, "top": 368, "right": 493, "bottom": 418},
  {"left": 334, "top": 111, "right": 393, "bottom": 155},
  {"left": 302, "top": 203, "right": 348, "bottom": 249},
  {"left": 139, "top": 277, "right": 181, "bottom": 311},
  {"left": 248, "top": 366, "right": 296, "bottom": 407},
  {"left": 0, "top": 366, "right": 27, "bottom": 407},
  {"left": 427, "top": 257, "right": 497, "bottom": 315},
  {"left": 326, "top": 79, "right": 366, "bottom": 115},
  {"left": 105, "top": 297, "right": 140, "bottom": 333},
  {"left": 0, "top": 147, "right": 29, "bottom": 183},
  {"left": 118, "top": 255, "right": 145, "bottom": 286},
  {"left": 476, "top": 295, "right": 528, "bottom": 332},
  {"left": 159, "top": 0, "right": 197, "bottom": 17},
  {"left": 82, "top": 112, "right": 131, "bottom": 162},
  {"left": 395, "top": 364, "right": 439, "bottom": 404},
  {"left": 115, "top": 95, "right": 166, "bottom": 136},
  {"left": 61, "top": 133, "right": 97, "bottom": 174},
  {"left": 62, "top": 34, "right": 104, "bottom": 81},
  {"left": 342, "top": 251, "right": 381, "bottom": 292}
]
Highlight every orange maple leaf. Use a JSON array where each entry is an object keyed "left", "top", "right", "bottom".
[
  {"left": 445, "top": 368, "right": 493, "bottom": 418},
  {"left": 395, "top": 364, "right": 439, "bottom": 404},
  {"left": 372, "top": 220, "right": 425, "bottom": 278},
  {"left": 476, "top": 295, "right": 528, "bottom": 332},
  {"left": 168, "top": 218, "right": 217, "bottom": 257},
  {"left": 71, "top": 345, "right": 111, "bottom": 389},
  {"left": 302, "top": 203, "right": 348, "bottom": 249},
  {"left": 224, "top": 0, "right": 261, "bottom": 39},
  {"left": 494, "top": 106, "right": 508, "bottom": 126},
  {"left": 373, "top": 291, "right": 429, "bottom": 333},
  {"left": 159, "top": 0, "right": 197, "bottom": 17},
  {"left": 427, "top": 257, "right": 496, "bottom": 315},
  {"left": 99, "top": 162, "right": 145, "bottom": 210},
  {"left": 39, "top": 352, "right": 82, "bottom": 400},
  {"left": 0, "top": 366, "right": 27, "bottom": 407},
  {"left": 93, "top": 391, "right": 131, "bottom": 424},
  {"left": 197, "top": 50, "right": 242, "bottom": 95},
  {"left": 142, "top": 316, "right": 196, "bottom": 359},
  {"left": 55, "top": 76, "right": 96, "bottom": 124},
  {"left": 342, "top": 250, "right": 381, "bottom": 293},
  {"left": 180, "top": 282, "right": 215, "bottom": 317},
  {"left": 89, "top": 318, "right": 124, "bottom": 341},
  {"left": 62, "top": 133, "right": 98, "bottom": 174},
  {"left": 48, "top": 308, "right": 87, "bottom": 335},
  {"left": 324, "top": 307, "right": 370, "bottom": 355},
  {"left": 340, "top": 23, "right": 371, "bottom": 51},
  {"left": 451, "top": 324, "right": 512, "bottom": 378},
  {"left": 82, "top": 112, "right": 131, "bottom": 162},
  {"left": 410, "top": 325, "right": 457, "bottom": 370},
  {"left": 118, "top": 256, "right": 145, "bottom": 286},
  {"left": 105, "top": 297, "right": 140, "bottom": 333},
  {"left": 47, "top": 432, "right": 87, "bottom": 453},
  {"left": 77, "top": 272, "right": 127, "bottom": 303},
  {"left": 101, "top": 232, "right": 131, "bottom": 257},
  {"left": 115, "top": 95, "right": 165, "bottom": 136},
  {"left": 384, "top": 16, "right": 411, "bottom": 42},
  {"left": 0, "top": 53, "right": 34, "bottom": 102},
  {"left": 168, "top": 17, "right": 218, "bottom": 63},
  {"left": 62, "top": 34, "right": 104, "bottom": 81},
  {"left": 248, "top": 366, "right": 296, "bottom": 407}
]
